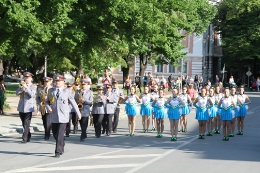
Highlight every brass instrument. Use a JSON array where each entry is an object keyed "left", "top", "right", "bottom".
[
  {"left": 77, "top": 90, "right": 83, "bottom": 109},
  {"left": 41, "top": 87, "right": 47, "bottom": 115},
  {"left": 93, "top": 94, "right": 102, "bottom": 105},
  {"left": 19, "top": 81, "right": 26, "bottom": 98},
  {"left": 48, "top": 88, "right": 54, "bottom": 105}
]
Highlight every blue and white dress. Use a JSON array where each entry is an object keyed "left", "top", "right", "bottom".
[
  {"left": 125, "top": 95, "right": 138, "bottom": 116},
  {"left": 215, "top": 93, "right": 223, "bottom": 115},
  {"left": 154, "top": 97, "right": 167, "bottom": 119},
  {"left": 167, "top": 96, "right": 182, "bottom": 120},
  {"left": 179, "top": 93, "right": 191, "bottom": 115},
  {"left": 140, "top": 93, "right": 153, "bottom": 116},
  {"left": 237, "top": 94, "right": 248, "bottom": 117},
  {"left": 194, "top": 96, "right": 209, "bottom": 121},
  {"left": 151, "top": 91, "right": 159, "bottom": 112},
  {"left": 230, "top": 94, "right": 239, "bottom": 117},
  {"left": 219, "top": 97, "right": 233, "bottom": 120},
  {"left": 208, "top": 95, "right": 217, "bottom": 118}
]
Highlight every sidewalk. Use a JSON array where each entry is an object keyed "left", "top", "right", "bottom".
[{"left": 0, "top": 91, "right": 173, "bottom": 136}]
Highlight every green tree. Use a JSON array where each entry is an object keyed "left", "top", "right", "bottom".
[{"left": 215, "top": 0, "right": 260, "bottom": 76}]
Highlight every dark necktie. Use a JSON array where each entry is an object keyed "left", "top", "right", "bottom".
[{"left": 56, "top": 89, "right": 59, "bottom": 98}]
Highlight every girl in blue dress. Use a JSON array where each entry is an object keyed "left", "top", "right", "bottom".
[
  {"left": 124, "top": 86, "right": 141, "bottom": 136},
  {"left": 152, "top": 87, "right": 166, "bottom": 137},
  {"left": 218, "top": 87, "right": 237, "bottom": 141},
  {"left": 206, "top": 87, "right": 217, "bottom": 136},
  {"left": 140, "top": 85, "right": 153, "bottom": 133},
  {"left": 214, "top": 84, "right": 223, "bottom": 134},
  {"left": 166, "top": 86, "right": 185, "bottom": 141},
  {"left": 179, "top": 85, "right": 192, "bottom": 133},
  {"left": 229, "top": 86, "right": 239, "bottom": 137},
  {"left": 237, "top": 86, "right": 251, "bottom": 135},
  {"left": 193, "top": 88, "right": 213, "bottom": 139}
]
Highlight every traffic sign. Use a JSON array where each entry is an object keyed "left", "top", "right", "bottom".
[{"left": 246, "top": 71, "right": 252, "bottom": 76}]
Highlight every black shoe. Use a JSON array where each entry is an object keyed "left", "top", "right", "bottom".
[
  {"left": 84, "top": 134, "right": 87, "bottom": 139},
  {"left": 73, "top": 130, "right": 76, "bottom": 134},
  {"left": 44, "top": 138, "right": 49, "bottom": 141},
  {"left": 102, "top": 130, "right": 105, "bottom": 134},
  {"left": 55, "top": 153, "right": 60, "bottom": 158},
  {"left": 65, "top": 134, "right": 69, "bottom": 137},
  {"left": 27, "top": 138, "right": 30, "bottom": 142},
  {"left": 20, "top": 140, "right": 27, "bottom": 144},
  {"left": 96, "top": 135, "right": 100, "bottom": 138}
]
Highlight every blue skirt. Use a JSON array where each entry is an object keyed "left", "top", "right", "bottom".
[
  {"left": 125, "top": 104, "right": 137, "bottom": 116},
  {"left": 216, "top": 104, "right": 221, "bottom": 115},
  {"left": 208, "top": 106, "right": 217, "bottom": 118},
  {"left": 140, "top": 104, "right": 153, "bottom": 116},
  {"left": 154, "top": 107, "right": 167, "bottom": 119},
  {"left": 181, "top": 104, "right": 190, "bottom": 115},
  {"left": 194, "top": 104, "right": 209, "bottom": 120},
  {"left": 234, "top": 107, "right": 240, "bottom": 117},
  {"left": 220, "top": 109, "right": 233, "bottom": 120},
  {"left": 168, "top": 107, "right": 181, "bottom": 120},
  {"left": 238, "top": 105, "right": 247, "bottom": 117}
]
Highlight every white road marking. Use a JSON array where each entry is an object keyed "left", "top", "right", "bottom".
[
  {"left": 81, "top": 154, "right": 161, "bottom": 159},
  {"left": 248, "top": 105, "right": 260, "bottom": 112},
  {"left": 10, "top": 164, "right": 141, "bottom": 172},
  {"left": 247, "top": 112, "right": 254, "bottom": 115},
  {"left": 125, "top": 135, "right": 198, "bottom": 173}
]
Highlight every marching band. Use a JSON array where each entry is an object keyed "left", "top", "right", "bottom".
[{"left": 15, "top": 72, "right": 252, "bottom": 158}]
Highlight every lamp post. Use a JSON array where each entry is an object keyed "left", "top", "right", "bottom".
[{"left": 180, "top": 58, "right": 183, "bottom": 90}]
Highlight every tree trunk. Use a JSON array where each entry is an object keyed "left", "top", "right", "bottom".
[
  {"left": 3, "top": 60, "right": 11, "bottom": 76},
  {"left": 139, "top": 53, "right": 148, "bottom": 88},
  {"left": 122, "top": 66, "right": 129, "bottom": 87}
]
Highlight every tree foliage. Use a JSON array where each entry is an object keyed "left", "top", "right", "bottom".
[
  {"left": 215, "top": 0, "right": 260, "bottom": 75},
  {"left": 0, "top": 0, "right": 216, "bottom": 80}
]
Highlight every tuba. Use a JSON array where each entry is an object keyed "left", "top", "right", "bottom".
[
  {"left": 77, "top": 90, "right": 83, "bottom": 110},
  {"left": 41, "top": 87, "right": 47, "bottom": 115}
]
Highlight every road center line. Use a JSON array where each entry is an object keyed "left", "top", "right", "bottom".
[{"left": 125, "top": 135, "right": 198, "bottom": 173}]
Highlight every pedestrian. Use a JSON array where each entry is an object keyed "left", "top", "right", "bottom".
[
  {"left": 187, "top": 83, "right": 196, "bottom": 102},
  {"left": 152, "top": 87, "right": 167, "bottom": 138},
  {"left": 102, "top": 84, "right": 118, "bottom": 136},
  {"left": 124, "top": 86, "right": 141, "bottom": 136},
  {"left": 179, "top": 85, "right": 192, "bottom": 133},
  {"left": 160, "top": 75, "right": 167, "bottom": 89},
  {"left": 167, "top": 74, "right": 173, "bottom": 91},
  {"left": 36, "top": 77, "right": 53, "bottom": 140},
  {"left": 229, "top": 85, "right": 239, "bottom": 137},
  {"left": 155, "top": 75, "right": 160, "bottom": 85},
  {"left": 92, "top": 86, "right": 106, "bottom": 138},
  {"left": 215, "top": 75, "right": 219, "bottom": 84},
  {"left": 140, "top": 85, "right": 153, "bottom": 133},
  {"left": 198, "top": 83, "right": 203, "bottom": 96},
  {"left": 16, "top": 72, "right": 37, "bottom": 143},
  {"left": 236, "top": 85, "right": 251, "bottom": 135},
  {"left": 151, "top": 85, "right": 159, "bottom": 131},
  {"left": 206, "top": 87, "right": 217, "bottom": 136},
  {"left": 112, "top": 80, "right": 124, "bottom": 133},
  {"left": 143, "top": 73, "right": 148, "bottom": 86},
  {"left": 124, "top": 75, "right": 131, "bottom": 96},
  {"left": 218, "top": 87, "right": 236, "bottom": 141},
  {"left": 46, "top": 74, "right": 81, "bottom": 158},
  {"left": 78, "top": 79, "right": 93, "bottom": 141},
  {"left": 134, "top": 72, "right": 142, "bottom": 93},
  {"left": 193, "top": 88, "right": 212, "bottom": 139},
  {"left": 0, "top": 78, "right": 6, "bottom": 114},
  {"left": 166, "top": 86, "right": 185, "bottom": 141},
  {"left": 102, "top": 69, "right": 111, "bottom": 94},
  {"left": 214, "top": 84, "right": 223, "bottom": 134},
  {"left": 65, "top": 82, "right": 74, "bottom": 137}
]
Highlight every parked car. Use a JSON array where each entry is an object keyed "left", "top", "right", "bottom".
[{"left": 4, "top": 75, "right": 23, "bottom": 83}]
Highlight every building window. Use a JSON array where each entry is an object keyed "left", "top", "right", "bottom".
[
  {"left": 157, "top": 65, "right": 163, "bottom": 73},
  {"left": 178, "top": 61, "right": 187, "bottom": 73},
  {"left": 168, "top": 64, "right": 175, "bottom": 73}
]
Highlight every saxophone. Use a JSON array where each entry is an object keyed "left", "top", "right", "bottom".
[
  {"left": 41, "top": 87, "right": 47, "bottom": 115},
  {"left": 48, "top": 88, "right": 54, "bottom": 105},
  {"left": 77, "top": 90, "right": 83, "bottom": 110}
]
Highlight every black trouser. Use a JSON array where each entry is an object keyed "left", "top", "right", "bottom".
[
  {"left": 19, "top": 112, "right": 32, "bottom": 142},
  {"left": 112, "top": 108, "right": 120, "bottom": 132},
  {"left": 52, "top": 123, "right": 66, "bottom": 154},
  {"left": 168, "top": 82, "right": 172, "bottom": 91},
  {"left": 66, "top": 112, "right": 78, "bottom": 135},
  {"left": 79, "top": 117, "right": 89, "bottom": 139},
  {"left": 93, "top": 114, "right": 104, "bottom": 137},
  {"left": 103, "top": 114, "right": 113, "bottom": 134},
  {"left": 71, "top": 112, "right": 78, "bottom": 131},
  {"left": 42, "top": 113, "right": 51, "bottom": 139}
]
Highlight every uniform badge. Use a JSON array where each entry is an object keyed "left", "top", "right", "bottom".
[{"left": 63, "top": 100, "right": 66, "bottom": 104}]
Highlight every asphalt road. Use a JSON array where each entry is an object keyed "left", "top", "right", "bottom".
[{"left": 1, "top": 92, "right": 260, "bottom": 173}]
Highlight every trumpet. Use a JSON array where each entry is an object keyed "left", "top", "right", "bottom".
[{"left": 19, "top": 81, "right": 26, "bottom": 87}]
